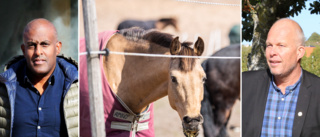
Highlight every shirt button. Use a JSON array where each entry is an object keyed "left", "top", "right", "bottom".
[
  {"left": 278, "top": 117, "right": 281, "bottom": 120},
  {"left": 38, "top": 126, "right": 41, "bottom": 129},
  {"left": 281, "top": 98, "right": 284, "bottom": 101},
  {"left": 38, "top": 107, "right": 42, "bottom": 111}
]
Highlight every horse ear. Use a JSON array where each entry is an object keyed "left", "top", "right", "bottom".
[
  {"left": 170, "top": 37, "right": 181, "bottom": 55},
  {"left": 194, "top": 37, "right": 204, "bottom": 56}
]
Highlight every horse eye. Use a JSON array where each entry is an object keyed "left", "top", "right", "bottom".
[
  {"left": 171, "top": 76, "right": 177, "bottom": 83},
  {"left": 202, "top": 77, "right": 207, "bottom": 83}
]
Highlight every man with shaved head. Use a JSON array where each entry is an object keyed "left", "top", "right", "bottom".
[
  {"left": 243, "top": 18, "right": 320, "bottom": 137},
  {"left": 0, "top": 18, "right": 78, "bottom": 137}
]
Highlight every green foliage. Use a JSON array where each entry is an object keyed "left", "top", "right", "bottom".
[
  {"left": 309, "top": 1, "right": 320, "bottom": 14},
  {"left": 301, "top": 47, "right": 320, "bottom": 77},
  {"left": 305, "top": 32, "right": 320, "bottom": 47},
  {"left": 242, "top": 46, "right": 252, "bottom": 72}
]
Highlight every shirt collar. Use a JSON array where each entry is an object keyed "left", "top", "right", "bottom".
[{"left": 271, "top": 69, "right": 303, "bottom": 93}]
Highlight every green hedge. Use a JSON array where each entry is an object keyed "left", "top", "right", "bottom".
[{"left": 301, "top": 47, "right": 320, "bottom": 77}]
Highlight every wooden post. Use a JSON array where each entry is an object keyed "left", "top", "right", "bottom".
[{"left": 82, "top": 0, "right": 106, "bottom": 136}]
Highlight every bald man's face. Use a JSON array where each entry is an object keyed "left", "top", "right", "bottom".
[
  {"left": 21, "top": 24, "right": 61, "bottom": 77},
  {"left": 265, "top": 20, "right": 304, "bottom": 77}
]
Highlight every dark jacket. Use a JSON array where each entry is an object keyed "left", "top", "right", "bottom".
[
  {"left": 0, "top": 56, "right": 79, "bottom": 137},
  {"left": 242, "top": 69, "right": 320, "bottom": 137}
]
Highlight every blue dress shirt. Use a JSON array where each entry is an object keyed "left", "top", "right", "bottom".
[
  {"left": 12, "top": 63, "right": 67, "bottom": 137},
  {"left": 261, "top": 72, "right": 302, "bottom": 137}
]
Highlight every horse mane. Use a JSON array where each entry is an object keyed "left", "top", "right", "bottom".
[
  {"left": 177, "top": 46, "right": 196, "bottom": 72},
  {"left": 118, "top": 27, "right": 148, "bottom": 42},
  {"left": 118, "top": 27, "right": 197, "bottom": 71},
  {"left": 143, "top": 31, "right": 173, "bottom": 48}
]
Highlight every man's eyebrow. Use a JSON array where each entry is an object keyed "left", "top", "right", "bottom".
[{"left": 26, "top": 41, "right": 37, "bottom": 44}]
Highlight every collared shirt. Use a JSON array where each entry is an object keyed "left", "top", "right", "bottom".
[
  {"left": 261, "top": 72, "right": 302, "bottom": 137},
  {"left": 12, "top": 63, "right": 67, "bottom": 137}
]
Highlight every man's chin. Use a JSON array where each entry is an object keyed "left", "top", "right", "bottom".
[
  {"left": 30, "top": 67, "right": 50, "bottom": 76},
  {"left": 270, "top": 69, "right": 282, "bottom": 76}
]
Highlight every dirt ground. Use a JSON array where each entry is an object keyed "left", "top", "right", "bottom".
[{"left": 79, "top": 0, "right": 240, "bottom": 136}]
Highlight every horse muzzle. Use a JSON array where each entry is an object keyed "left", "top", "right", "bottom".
[{"left": 182, "top": 115, "right": 203, "bottom": 137}]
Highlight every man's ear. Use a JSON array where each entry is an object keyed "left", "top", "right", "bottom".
[
  {"left": 56, "top": 41, "right": 62, "bottom": 55},
  {"left": 21, "top": 44, "right": 25, "bottom": 55},
  {"left": 297, "top": 46, "right": 305, "bottom": 60}
]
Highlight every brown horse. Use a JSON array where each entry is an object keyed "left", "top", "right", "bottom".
[{"left": 103, "top": 27, "right": 205, "bottom": 137}]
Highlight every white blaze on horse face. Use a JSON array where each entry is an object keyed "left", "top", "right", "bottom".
[{"left": 168, "top": 59, "right": 205, "bottom": 119}]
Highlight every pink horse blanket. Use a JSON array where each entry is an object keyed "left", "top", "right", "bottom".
[{"left": 80, "top": 31, "right": 155, "bottom": 137}]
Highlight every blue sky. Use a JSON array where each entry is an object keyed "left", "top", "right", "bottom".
[{"left": 242, "top": 1, "right": 320, "bottom": 45}]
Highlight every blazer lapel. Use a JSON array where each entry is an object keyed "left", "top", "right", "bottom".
[
  {"left": 292, "top": 70, "right": 312, "bottom": 137},
  {"left": 253, "top": 70, "right": 271, "bottom": 137}
]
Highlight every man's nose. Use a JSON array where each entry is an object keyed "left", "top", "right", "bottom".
[
  {"left": 35, "top": 45, "right": 43, "bottom": 55},
  {"left": 269, "top": 47, "right": 278, "bottom": 56}
]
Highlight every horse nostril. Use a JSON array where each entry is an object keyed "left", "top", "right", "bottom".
[
  {"left": 194, "top": 116, "right": 201, "bottom": 122},
  {"left": 182, "top": 116, "right": 201, "bottom": 134},
  {"left": 183, "top": 116, "right": 192, "bottom": 123},
  {"left": 183, "top": 116, "right": 202, "bottom": 124}
]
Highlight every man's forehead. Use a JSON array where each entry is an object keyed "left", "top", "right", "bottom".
[
  {"left": 26, "top": 24, "right": 55, "bottom": 33},
  {"left": 23, "top": 25, "right": 57, "bottom": 42},
  {"left": 267, "top": 23, "right": 296, "bottom": 40},
  {"left": 267, "top": 28, "right": 290, "bottom": 39},
  {"left": 24, "top": 28, "right": 56, "bottom": 39}
]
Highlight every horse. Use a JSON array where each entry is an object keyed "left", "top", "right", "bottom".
[
  {"left": 80, "top": 27, "right": 205, "bottom": 137},
  {"left": 117, "top": 18, "right": 179, "bottom": 31},
  {"left": 200, "top": 44, "right": 240, "bottom": 137}
]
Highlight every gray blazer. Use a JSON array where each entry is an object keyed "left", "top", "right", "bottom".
[{"left": 242, "top": 69, "right": 320, "bottom": 137}]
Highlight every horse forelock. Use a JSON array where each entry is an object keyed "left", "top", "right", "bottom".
[{"left": 176, "top": 45, "right": 197, "bottom": 72}]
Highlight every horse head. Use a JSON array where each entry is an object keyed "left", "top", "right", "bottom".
[{"left": 167, "top": 36, "right": 206, "bottom": 137}]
